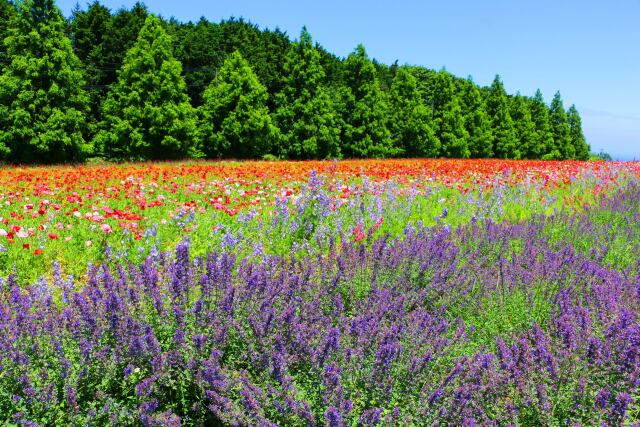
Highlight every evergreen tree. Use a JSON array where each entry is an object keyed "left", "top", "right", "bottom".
[
  {"left": 486, "top": 75, "right": 519, "bottom": 159},
  {"left": 460, "top": 77, "right": 493, "bottom": 157},
  {"left": 172, "top": 17, "right": 222, "bottom": 107},
  {"left": 388, "top": 66, "right": 439, "bottom": 157},
  {"left": 316, "top": 42, "right": 342, "bottom": 87},
  {"left": 528, "top": 89, "right": 555, "bottom": 159},
  {"left": 69, "top": 1, "right": 110, "bottom": 64},
  {"left": 340, "top": 44, "right": 396, "bottom": 158},
  {"left": 199, "top": 50, "right": 279, "bottom": 159},
  {"left": 407, "top": 66, "right": 437, "bottom": 108},
  {"left": 0, "top": 0, "right": 91, "bottom": 163},
  {"left": 509, "top": 93, "right": 536, "bottom": 159},
  {"left": 68, "top": 1, "right": 111, "bottom": 132},
  {"left": 431, "top": 70, "right": 469, "bottom": 158},
  {"left": 99, "top": 2, "right": 148, "bottom": 87},
  {"left": 0, "top": 0, "right": 16, "bottom": 72},
  {"left": 567, "top": 105, "right": 589, "bottom": 160},
  {"left": 273, "top": 27, "right": 339, "bottom": 159},
  {"left": 549, "top": 91, "right": 573, "bottom": 159},
  {"left": 95, "top": 15, "right": 199, "bottom": 161},
  {"left": 217, "top": 18, "right": 289, "bottom": 106}
]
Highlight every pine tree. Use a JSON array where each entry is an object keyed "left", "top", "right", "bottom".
[
  {"left": 486, "top": 75, "right": 519, "bottom": 159},
  {"left": 528, "top": 89, "right": 555, "bottom": 159},
  {"left": 199, "top": 50, "right": 279, "bottom": 159},
  {"left": 340, "top": 44, "right": 397, "bottom": 158},
  {"left": 273, "top": 27, "right": 339, "bottom": 159},
  {"left": 99, "top": 2, "right": 148, "bottom": 86},
  {"left": 68, "top": 1, "right": 112, "bottom": 133},
  {"left": 567, "top": 105, "right": 589, "bottom": 160},
  {"left": 69, "top": 1, "right": 111, "bottom": 65},
  {"left": 0, "top": 0, "right": 16, "bottom": 72},
  {"left": 549, "top": 91, "right": 573, "bottom": 159},
  {"left": 459, "top": 77, "right": 493, "bottom": 158},
  {"left": 388, "top": 66, "right": 439, "bottom": 157},
  {"left": 172, "top": 17, "right": 221, "bottom": 107},
  {"left": 431, "top": 70, "right": 469, "bottom": 158},
  {"left": 95, "top": 15, "right": 199, "bottom": 161},
  {"left": 407, "top": 66, "right": 437, "bottom": 107},
  {"left": 509, "top": 93, "right": 536, "bottom": 159},
  {"left": 0, "top": 0, "right": 91, "bottom": 163}
]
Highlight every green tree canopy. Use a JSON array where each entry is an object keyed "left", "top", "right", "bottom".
[
  {"left": 69, "top": 1, "right": 111, "bottom": 65},
  {"left": 339, "top": 44, "right": 396, "bottom": 158},
  {"left": 273, "top": 27, "right": 339, "bottom": 159},
  {"left": 509, "top": 93, "right": 537, "bottom": 159},
  {"left": 171, "top": 17, "right": 221, "bottom": 107},
  {"left": 95, "top": 14, "right": 199, "bottom": 161},
  {"left": 388, "top": 66, "right": 439, "bottom": 157},
  {"left": 567, "top": 105, "right": 589, "bottom": 160},
  {"left": 460, "top": 77, "right": 493, "bottom": 158},
  {"left": 0, "top": 0, "right": 16, "bottom": 71},
  {"left": 549, "top": 91, "right": 573, "bottom": 160},
  {"left": 486, "top": 75, "right": 519, "bottom": 159},
  {"left": 99, "top": 2, "right": 148, "bottom": 86},
  {"left": 431, "top": 70, "right": 469, "bottom": 158},
  {"left": 528, "top": 89, "right": 555, "bottom": 159},
  {"left": 199, "top": 50, "right": 279, "bottom": 159},
  {"left": 0, "top": 0, "right": 91, "bottom": 163},
  {"left": 68, "top": 1, "right": 112, "bottom": 132}
]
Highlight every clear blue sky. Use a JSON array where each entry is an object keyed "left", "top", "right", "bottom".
[{"left": 58, "top": 0, "right": 640, "bottom": 160}]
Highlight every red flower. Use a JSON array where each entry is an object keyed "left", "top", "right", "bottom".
[
  {"left": 48, "top": 233, "right": 59, "bottom": 240},
  {"left": 354, "top": 224, "right": 365, "bottom": 242},
  {"left": 34, "top": 249, "right": 43, "bottom": 256}
]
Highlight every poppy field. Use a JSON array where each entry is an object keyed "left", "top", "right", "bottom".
[{"left": 1, "top": 159, "right": 640, "bottom": 425}]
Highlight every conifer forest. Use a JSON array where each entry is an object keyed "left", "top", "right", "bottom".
[
  {"left": 0, "top": 0, "right": 591, "bottom": 163},
  {"left": 0, "top": 1, "right": 639, "bottom": 426}
]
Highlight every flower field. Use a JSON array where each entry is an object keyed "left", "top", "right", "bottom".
[{"left": 1, "top": 159, "right": 640, "bottom": 425}]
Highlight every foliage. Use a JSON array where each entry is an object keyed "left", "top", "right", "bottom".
[
  {"left": 67, "top": 0, "right": 112, "bottom": 132},
  {"left": 94, "top": 15, "right": 200, "bottom": 161},
  {"left": 339, "top": 45, "right": 397, "bottom": 158},
  {"left": 199, "top": 50, "right": 279, "bottom": 158},
  {"left": 509, "top": 93, "right": 537, "bottom": 159},
  {"left": 273, "top": 27, "right": 340, "bottom": 159},
  {"left": 0, "top": 0, "right": 91, "bottom": 163},
  {"left": 591, "top": 150, "right": 612, "bottom": 161},
  {"left": 549, "top": 91, "right": 573, "bottom": 160},
  {"left": 432, "top": 70, "right": 470, "bottom": 158},
  {"left": 0, "top": 1, "right": 592, "bottom": 163},
  {"left": 529, "top": 89, "right": 555, "bottom": 159},
  {"left": 388, "top": 66, "right": 439, "bottom": 157},
  {"left": 568, "top": 104, "right": 590, "bottom": 160},
  {"left": 0, "top": 0, "right": 16, "bottom": 71},
  {"left": 459, "top": 77, "right": 493, "bottom": 158},
  {"left": 486, "top": 75, "right": 519, "bottom": 159}
]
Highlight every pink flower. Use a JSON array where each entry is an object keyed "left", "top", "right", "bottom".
[
  {"left": 100, "top": 224, "right": 113, "bottom": 234},
  {"left": 354, "top": 224, "right": 365, "bottom": 242},
  {"left": 374, "top": 217, "right": 384, "bottom": 230}
]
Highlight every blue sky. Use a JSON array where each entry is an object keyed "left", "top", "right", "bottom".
[{"left": 58, "top": 0, "right": 640, "bottom": 160}]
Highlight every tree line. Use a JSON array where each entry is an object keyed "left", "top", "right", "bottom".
[{"left": 0, "top": 0, "right": 590, "bottom": 163}]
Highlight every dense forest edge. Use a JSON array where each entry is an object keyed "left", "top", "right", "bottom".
[{"left": 0, "top": 0, "right": 600, "bottom": 164}]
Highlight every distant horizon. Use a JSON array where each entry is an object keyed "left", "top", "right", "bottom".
[{"left": 56, "top": 0, "right": 640, "bottom": 159}]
